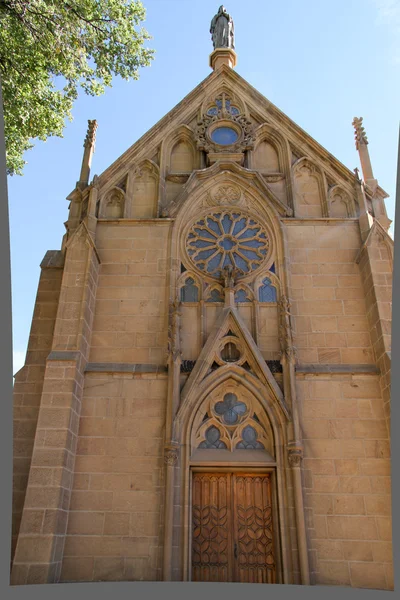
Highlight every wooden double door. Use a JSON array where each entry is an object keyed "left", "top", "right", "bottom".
[{"left": 191, "top": 472, "right": 276, "bottom": 583}]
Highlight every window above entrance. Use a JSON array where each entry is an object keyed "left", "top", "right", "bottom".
[{"left": 186, "top": 211, "right": 270, "bottom": 280}]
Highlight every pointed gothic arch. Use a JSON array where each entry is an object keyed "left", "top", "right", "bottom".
[
  {"left": 328, "top": 184, "right": 356, "bottom": 218},
  {"left": 292, "top": 157, "right": 328, "bottom": 217},
  {"left": 129, "top": 159, "right": 159, "bottom": 218},
  {"left": 100, "top": 186, "right": 125, "bottom": 219}
]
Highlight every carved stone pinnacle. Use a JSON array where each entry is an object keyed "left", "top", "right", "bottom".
[{"left": 352, "top": 117, "right": 368, "bottom": 150}]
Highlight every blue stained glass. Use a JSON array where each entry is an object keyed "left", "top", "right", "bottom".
[
  {"left": 232, "top": 218, "right": 247, "bottom": 236},
  {"left": 211, "top": 127, "right": 239, "bottom": 146},
  {"left": 206, "top": 289, "right": 224, "bottom": 302},
  {"left": 207, "top": 253, "right": 223, "bottom": 272},
  {"left": 207, "top": 218, "right": 222, "bottom": 235},
  {"left": 192, "top": 240, "right": 214, "bottom": 249},
  {"left": 195, "top": 248, "right": 216, "bottom": 261},
  {"left": 221, "top": 214, "right": 233, "bottom": 233},
  {"left": 233, "top": 253, "right": 249, "bottom": 272},
  {"left": 259, "top": 278, "right": 277, "bottom": 303},
  {"left": 270, "top": 263, "right": 276, "bottom": 273},
  {"left": 193, "top": 228, "right": 216, "bottom": 239},
  {"left": 240, "top": 249, "right": 260, "bottom": 261},
  {"left": 216, "top": 99, "right": 222, "bottom": 108},
  {"left": 235, "top": 289, "right": 251, "bottom": 303},
  {"left": 199, "top": 426, "right": 227, "bottom": 449},
  {"left": 187, "top": 213, "right": 269, "bottom": 279},
  {"left": 237, "top": 227, "right": 260, "bottom": 239},
  {"left": 222, "top": 254, "right": 233, "bottom": 268},
  {"left": 220, "top": 237, "right": 236, "bottom": 251},
  {"left": 230, "top": 107, "right": 240, "bottom": 115},
  {"left": 207, "top": 107, "right": 218, "bottom": 115},
  {"left": 214, "top": 393, "right": 247, "bottom": 425},
  {"left": 181, "top": 278, "right": 199, "bottom": 302},
  {"left": 236, "top": 425, "right": 265, "bottom": 449},
  {"left": 225, "top": 99, "right": 231, "bottom": 110},
  {"left": 241, "top": 239, "right": 265, "bottom": 249}
]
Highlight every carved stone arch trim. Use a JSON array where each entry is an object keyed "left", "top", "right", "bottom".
[
  {"left": 292, "top": 156, "right": 328, "bottom": 217},
  {"left": 328, "top": 184, "right": 356, "bottom": 218},
  {"left": 204, "top": 282, "right": 224, "bottom": 302},
  {"left": 176, "top": 367, "right": 289, "bottom": 449},
  {"left": 200, "top": 85, "right": 248, "bottom": 119},
  {"left": 177, "top": 270, "right": 202, "bottom": 301},
  {"left": 233, "top": 282, "right": 254, "bottom": 301},
  {"left": 176, "top": 367, "right": 293, "bottom": 582},
  {"left": 255, "top": 271, "right": 281, "bottom": 293},
  {"left": 162, "top": 125, "right": 198, "bottom": 174},
  {"left": 127, "top": 158, "right": 159, "bottom": 218},
  {"left": 99, "top": 186, "right": 125, "bottom": 219}
]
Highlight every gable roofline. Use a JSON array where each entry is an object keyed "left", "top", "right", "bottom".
[{"left": 95, "top": 64, "right": 388, "bottom": 197}]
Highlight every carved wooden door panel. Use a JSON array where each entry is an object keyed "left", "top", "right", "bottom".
[
  {"left": 192, "top": 472, "right": 233, "bottom": 582},
  {"left": 233, "top": 474, "right": 276, "bottom": 583},
  {"left": 191, "top": 472, "right": 276, "bottom": 583}
]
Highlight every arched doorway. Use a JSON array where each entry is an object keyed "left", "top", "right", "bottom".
[{"left": 176, "top": 375, "right": 291, "bottom": 583}]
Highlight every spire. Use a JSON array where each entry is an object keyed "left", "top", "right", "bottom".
[
  {"left": 209, "top": 6, "right": 237, "bottom": 70},
  {"left": 78, "top": 119, "right": 98, "bottom": 189},
  {"left": 352, "top": 117, "right": 374, "bottom": 182}
]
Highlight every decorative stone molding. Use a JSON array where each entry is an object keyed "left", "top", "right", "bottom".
[
  {"left": 164, "top": 444, "right": 180, "bottom": 466},
  {"left": 288, "top": 448, "right": 303, "bottom": 467},
  {"left": 195, "top": 107, "right": 255, "bottom": 156},
  {"left": 167, "top": 300, "right": 182, "bottom": 363},
  {"left": 278, "top": 295, "right": 296, "bottom": 363}
]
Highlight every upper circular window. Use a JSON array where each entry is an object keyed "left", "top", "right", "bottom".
[
  {"left": 186, "top": 212, "right": 269, "bottom": 280},
  {"left": 210, "top": 126, "right": 239, "bottom": 146}
]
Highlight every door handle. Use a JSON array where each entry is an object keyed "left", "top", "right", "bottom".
[{"left": 234, "top": 542, "right": 238, "bottom": 559}]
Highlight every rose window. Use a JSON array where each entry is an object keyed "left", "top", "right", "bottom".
[{"left": 186, "top": 212, "right": 269, "bottom": 279}]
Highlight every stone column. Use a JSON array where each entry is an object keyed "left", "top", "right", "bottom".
[
  {"left": 162, "top": 301, "right": 182, "bottom": 580},
  {"left": 11, "top": 225, "right": 100, "bottom": 585},
  {"left": 279, "top": 295, "right": 310, "bottom": 585},
  {"left": 288, "top": 447, "right": 310, "bottom": 586}
]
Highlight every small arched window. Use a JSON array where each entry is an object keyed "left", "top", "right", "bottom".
[
  {"left": 180, "top": 277, "right": 199, "bottom": 302},
  {"left": 235, "top": 288, "right": 251, "bottom": 303},
  {"left": 206, "top": 288, "right": 224, "bottom": 303},
  {"left": 259, "top": 278, "right": 277, "bottom": 303}
]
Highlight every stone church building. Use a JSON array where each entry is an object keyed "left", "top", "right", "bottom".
[{"left": 11, "top": 9, "right": 393, "bottom": 589}]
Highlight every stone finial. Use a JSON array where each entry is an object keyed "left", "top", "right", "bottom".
[
  {"left": 84, "top": 119, "right": 98, "bottom": 149},
  {"left": 78, "top": 119, "right": 98, "bottom": 189},
  {"left": 352, "top": 117, "right": 374, "bottom": 182},
  {"left": 352, "top": 117, "right": 368, "bottom": 150}
]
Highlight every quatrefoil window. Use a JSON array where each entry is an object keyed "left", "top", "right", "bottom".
[
  {"left": 214, "top": 393, "right": 247, "bottom": 425},
  {"left": 187, "top": 212, "right": 269, "bottom": 279}
]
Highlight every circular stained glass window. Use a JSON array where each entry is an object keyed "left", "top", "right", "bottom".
[
  {"left": 210, "top": 126, "right": 239, "bottom": 145},
  {"left": 186, "top": 212, "right": 269, "bottom": 279}
]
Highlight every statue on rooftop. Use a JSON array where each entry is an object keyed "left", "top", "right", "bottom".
[{"left": 210, "top": 6, "right": 235, "bottom": 50}]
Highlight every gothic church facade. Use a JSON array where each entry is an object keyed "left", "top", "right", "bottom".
[{"left": 11, "top": 35, "right": 393, "bottom": 589}]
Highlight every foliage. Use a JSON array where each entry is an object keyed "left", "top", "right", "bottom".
[{"left": 0, "top": 0, "right": 154, "bottom": 175}]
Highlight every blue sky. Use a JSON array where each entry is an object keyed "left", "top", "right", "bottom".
[{"left": 8, "top": 0, "right": 399, "bottom": 374}]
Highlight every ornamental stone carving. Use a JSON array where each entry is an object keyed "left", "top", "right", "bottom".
[
  {"left": 164, "top": 444, "right": 179, "bottom": 466},
  {"left": 288, "top": 448, "right": 303, "bottom": 467}
]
